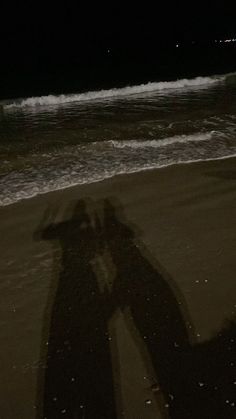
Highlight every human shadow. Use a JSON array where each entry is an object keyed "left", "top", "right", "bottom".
[
  {"left": 35, "top": 197, "right": 236, "bottom": 419},
  {"left": 103, "top": 198, "right": 236, "bottom": 419},
  {"left": 35, "top": 200, "right": 116, "bottom": 419}
]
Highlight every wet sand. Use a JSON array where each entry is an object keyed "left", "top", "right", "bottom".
[{"left": 0, "top": 157, "right": 236, "bottom": 418}]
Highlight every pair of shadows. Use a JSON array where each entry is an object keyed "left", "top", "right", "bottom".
[{"left": 35, "top": 198, "right": 236, "bottom": 419}]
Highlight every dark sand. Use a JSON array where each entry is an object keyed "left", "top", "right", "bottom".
[{"left": 0, "top": 157, "right": 236, "bottom": 418}]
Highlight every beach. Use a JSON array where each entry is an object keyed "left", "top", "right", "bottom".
[{"left": 0, "top": 156, "right": 236, "bottom": 418}]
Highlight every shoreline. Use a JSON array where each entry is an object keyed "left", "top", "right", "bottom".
[
  {"left": 1, "top": 155, "right": 236, "bottom": 418},
  {"left": 1, "top": 154, "right": 236, "bottom": 210}
]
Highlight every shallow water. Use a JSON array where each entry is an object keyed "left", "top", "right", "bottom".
[{"left": 0, "top": 73, "right": 236, "bottom": 206}]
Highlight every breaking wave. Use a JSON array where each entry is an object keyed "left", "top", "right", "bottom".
[
  {"left": 110, "top": 132, "right": 215, "bottom": 148},
  {"left": 1, "top": 128, "right": 235, "bottom": 207},
  {"left": 3, "top": 74, "right": 227, "bottom": 109}
]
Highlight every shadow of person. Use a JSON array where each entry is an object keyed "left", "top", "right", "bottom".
[
  {"left": 103, "top": 198, "right": 236, "bottom": 419},
  {"left": 35, "top": 200, "right": 116, "bottom": 419}
]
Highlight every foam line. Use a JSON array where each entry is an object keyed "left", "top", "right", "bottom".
[
  {"left": 3, "top": 74, "right": 227, "bottom": 109},
  {"left": 109, "top": 131, "right": 215, "bottom": 148}
]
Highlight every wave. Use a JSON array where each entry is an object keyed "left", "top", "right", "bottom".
[
  {"left": 1, "top": 128, "right": 234, "bottom": 207},
  {"left": 3, "top": 74, "right": 228, "bottom": 109},
  {"left": 1, "top": 153, "right": 235, "bottom": 208},
  {"left": 110, "top": 132, "right": 215, "bottom": 149}
]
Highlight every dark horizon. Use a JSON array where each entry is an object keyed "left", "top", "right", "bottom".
[{"left": 1, "top": 3, "right": 236, "bottom": 100}]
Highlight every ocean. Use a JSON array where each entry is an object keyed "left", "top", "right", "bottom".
[{"left": 0, "top": 72, "right": 236, "bottom": 206}]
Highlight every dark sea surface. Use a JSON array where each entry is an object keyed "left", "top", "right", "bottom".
[{"left": 0, "top": 72, "right": 236, "bottom": 206}]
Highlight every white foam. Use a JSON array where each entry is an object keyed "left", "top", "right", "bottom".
[
  {"left": 1, "top": 152, "right": 236, "bottom": 208},
  {"left": 0, "top": 129, "right": 230, "bottom": 207},
  {"left": 110, "top": 131, "right": 215, "bottom": 148},
  {"left": 4, "top": 75, "right": 226, "bottom": 109}
]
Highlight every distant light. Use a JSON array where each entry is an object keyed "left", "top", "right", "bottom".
[
  {"left": 224, "top": 38, "right": 236, "bottom": 43},
  {"left": 176, "top": 44, "right": 179, "bottom": 48},
  {"left": 217, "top": 38, "right": 236, "bottom": 44},
  {"left": 107, "top": 49, "right": 111, "bottom": 53}
]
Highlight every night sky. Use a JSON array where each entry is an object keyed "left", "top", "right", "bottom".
[{"left": 1, "top": 3, "right": 236, "bottom": 99}]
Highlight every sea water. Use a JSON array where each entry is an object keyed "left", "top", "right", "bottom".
[{"left": 1, "top": 72, "right": 236, "bottom": 206}]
